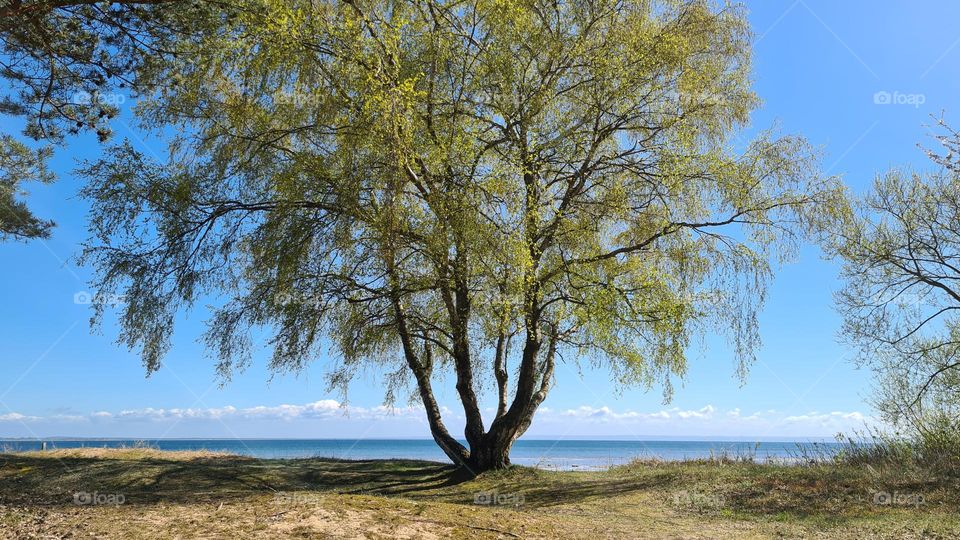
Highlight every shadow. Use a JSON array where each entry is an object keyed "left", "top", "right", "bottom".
[
  {"left": 7, "top": 450, "right": 943, "bottom": 526},
  {"left": 0, "top": 453, "right": 475, "bottom": 507},
  {"left": 0, "top": 452, "right": 675, "bottom": 509},
  {"left": 463, "top": 469, "right": 681, "bottom": 508}
]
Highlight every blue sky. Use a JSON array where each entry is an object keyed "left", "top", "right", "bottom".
[{"left": 1, "top": 0, "right": 958, "bottom": 440}]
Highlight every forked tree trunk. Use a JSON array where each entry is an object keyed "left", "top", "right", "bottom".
[
  {"left": 450, "top": 329, "right": 555, "bottom": 473},
  {"left": 466, "top": 403, "right": 543, "bottom": 472},
  {"left": 391, "top": 279, "right": 554, "bottom": 475},
  {"left": 467, "top": 434, "right": 514, "bottom": 471}
]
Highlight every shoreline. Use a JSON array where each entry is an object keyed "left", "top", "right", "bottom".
[{"left": 0, "top": 438, "right": 847, "bottom": 471}]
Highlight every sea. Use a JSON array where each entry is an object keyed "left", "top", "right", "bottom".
[{"left": 0, "top": 438, "right": 843, "bottom": 470}]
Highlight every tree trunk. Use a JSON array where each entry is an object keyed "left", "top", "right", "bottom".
[
  {"left": 465, "top": 331, "right": 556, "bottom": 474},
  {"left": 467, "top": 432, "right": 515, "bottom": 472},
  {"left": 388, "top": 287, "right": 471, "bottom": 468}
]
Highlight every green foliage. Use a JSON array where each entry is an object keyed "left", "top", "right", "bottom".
[
  {"left": 828, "top": 122, "right": 960, "bottom": 426},
  {"left": 0, "top": 0, "right": 226, "bottom": 241},
  {"left": 80, "top": 0, "right": 843, "bottom": 449},
  {"left": 0, "top": 0, "right": 222, "bottom": 143},
  {"left": 0, "top": 135, "right": 54, "bottom": 240},
  {"left": 833, "top": 413, "right": 960, "bottom": 478}
]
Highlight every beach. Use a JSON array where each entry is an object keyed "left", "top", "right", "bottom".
[{"left": 0, "top": 447, "right": 955, "bottom": 539}]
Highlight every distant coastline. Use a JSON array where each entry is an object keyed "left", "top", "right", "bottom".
[{"left": 0, "top": 438, "right": 846, "bottom": 470}]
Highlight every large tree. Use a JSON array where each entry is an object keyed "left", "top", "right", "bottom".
[
  {"left": 830, "top": 122, "right": 960, "bottom": 427},
  {"left": 80, "top": 0, "right": 843, "bottom": 472}
]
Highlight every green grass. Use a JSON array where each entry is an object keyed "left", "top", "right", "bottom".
[{"left": 0, "top": 448, "right": 957, "bottom": 538}]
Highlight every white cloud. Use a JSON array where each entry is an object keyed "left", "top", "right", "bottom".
[
  {"left": 781, "top": 411, "right": 869, "bottom": 425},
  {"left": 553, "top": 404, "right": 714, "bottom": 422},
  {"left": 85, "top": 400, "right": 429, "bottom": 423},
  {"left": 676, "top": 405, "right": 715, "bottom": 419},
  {"left": 0, "top": 412, "right": 86, "bottom": 423},
  {"left": 0, "top": 401, "right": 878, "bottom": 438},
  {"left": 530, "top": 404, "right": 877, "bottom": 437},
  {"left": 0, "top": 412, "right": 36, "bottom": 422}
]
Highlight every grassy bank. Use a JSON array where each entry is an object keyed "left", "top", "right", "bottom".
[{"left": 0, "top": 448, "right": 957, "bottom": 539}]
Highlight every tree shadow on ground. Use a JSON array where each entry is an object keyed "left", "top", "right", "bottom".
[
  {"left": 0, "top": 452, "right": 675, "bottom": 509},
  {"left": 7, "top": 451, "right": 945, "bottom": 524}
]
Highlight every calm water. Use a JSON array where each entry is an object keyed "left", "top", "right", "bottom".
[{"left": 0, "top": 439, "right": 841, "bottom": 470}]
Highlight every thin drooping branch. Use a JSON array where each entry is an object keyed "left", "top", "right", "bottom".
[{"left": 911, "top": 361, "right": 960, "bottom": 409}]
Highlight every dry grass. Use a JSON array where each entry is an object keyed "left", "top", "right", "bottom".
[{"left": 0, "top": 448, "right": 957, "bottom": 539}]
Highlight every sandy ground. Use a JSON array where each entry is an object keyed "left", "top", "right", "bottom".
[{"left": 0, "top": 448, "right": 957, "bottom": 539}]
